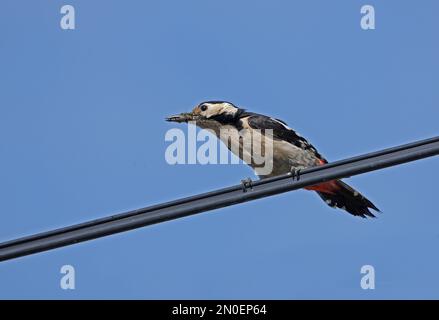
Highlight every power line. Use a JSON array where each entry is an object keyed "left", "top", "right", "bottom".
[{"left": 0, "top": 136, "right": 438, "bottom": 262}]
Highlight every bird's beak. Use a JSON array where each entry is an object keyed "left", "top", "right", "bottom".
[{"left": 165, "top": 112, "right": 198, "bottom": 123}]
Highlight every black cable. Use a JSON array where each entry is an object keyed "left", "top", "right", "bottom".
[
  {"left": 3, "top": 135, "right": 437, "bottom": 250},
  {"left": 0, "top": 137, "right": 438, "bottom": 262}
]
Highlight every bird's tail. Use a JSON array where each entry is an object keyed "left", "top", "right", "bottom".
[{"left": 305, "top": 180, "right": 380, "bottom": 218}]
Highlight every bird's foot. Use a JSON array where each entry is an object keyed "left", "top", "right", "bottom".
[
  {"left": 241, "top": 177, "right": 253, "bottom": 192},
  {"left": 289, "top": 168, "right": 302, "bottom": 181}
]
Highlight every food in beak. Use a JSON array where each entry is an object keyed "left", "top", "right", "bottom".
[{"left": 165, "top": 112, "right": 196, "bottom": 123}]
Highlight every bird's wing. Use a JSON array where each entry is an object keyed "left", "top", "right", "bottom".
[{"left": 244, "top": 114, "right": 328, "bottom": 163}]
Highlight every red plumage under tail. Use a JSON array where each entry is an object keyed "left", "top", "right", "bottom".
[{"left": 314, "top": 180, "right": 380, "bottom": 218}]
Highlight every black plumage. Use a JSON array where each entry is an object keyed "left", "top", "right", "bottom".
[{"left": 244, "top": 113, "right": 327, "bottom": 163}]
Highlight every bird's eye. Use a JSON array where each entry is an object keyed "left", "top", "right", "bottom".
[{"left": 200, "top": 105, "right": 208, "bottom": 111}]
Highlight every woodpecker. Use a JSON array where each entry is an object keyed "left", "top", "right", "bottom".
[{"left": 166, "top": 101, "right": 380, "bottom": 218}]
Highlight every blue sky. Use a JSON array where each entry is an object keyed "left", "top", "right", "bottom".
[{"left": 0, "top": 0, "right": 438, "bottom": 299}]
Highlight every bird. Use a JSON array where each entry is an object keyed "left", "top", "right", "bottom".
[{"left": 166, "top": 101, "right": 380, "bottom": 218}]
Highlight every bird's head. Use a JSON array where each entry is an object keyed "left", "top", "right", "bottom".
[{"left": 166, "top": 101, "right": 240, "bottom": 125}]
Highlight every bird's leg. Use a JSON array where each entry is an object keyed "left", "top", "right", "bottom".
[
  {"left": 295, "top": 169, "right": 301, "bottom": 181},
  {"left": 289, "top": 167, "right": 296, "bottom": 180}
]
